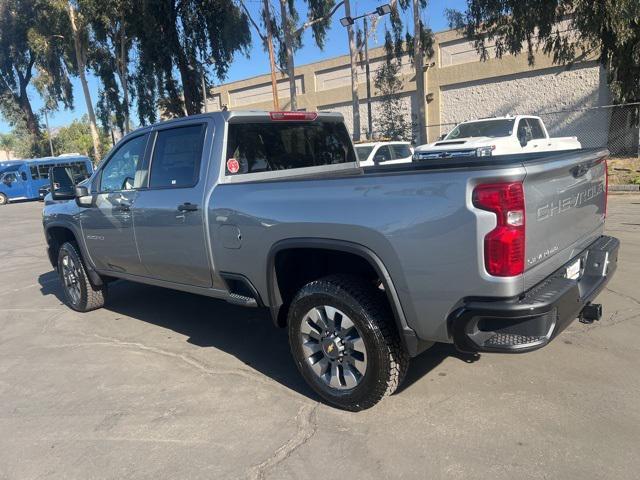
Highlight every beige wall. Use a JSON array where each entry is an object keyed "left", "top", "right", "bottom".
[{"left": 210, "top": 27, "right": 607, "bottom": 143}]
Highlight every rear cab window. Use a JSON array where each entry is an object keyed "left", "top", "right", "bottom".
[
  {"left": 149, "top": 124, "right": 206, "bottom": 188},
  {"left": 225, "top": 120, "right": 356, "bottom": 176}
]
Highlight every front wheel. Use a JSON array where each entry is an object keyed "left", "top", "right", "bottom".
[
  {"left": 288, "top": 275, "right": 409, "bottom": 411},
  {"left": 0, "top": 193, "right": 7, "bottom": 205},
  {"left": 57, "top": 242, "right": 107, "bottom": 312}
]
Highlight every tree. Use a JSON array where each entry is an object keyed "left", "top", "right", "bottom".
[
  {"left": 373, "top": 32, "right": 413, "bottom": 141},
  {"left": 129, "top": 0, "right": 251, "bottom": 122},
  {"left": 273, "top": 0, "right": 344, "bottom": 110},
  {"left": 81, "top": 0, "right": 135, "bottom": 135},
  {"left": 0, "top": 133, "right": 16, "bottom": 159},
  {"left": 447, "top": 0, "right": 640, "bottom": 103},
  {"left": 0, "top": 0, "right": 74, "bottom": 143},
  {"left": 51, "top": 115, "right": 109, "bottom": 161},
  {"left": 386, "top": 0, "right": 435, "bottom": 144},
  {"left": 67, "top": 1, "right": 101, "bottom": 161}
]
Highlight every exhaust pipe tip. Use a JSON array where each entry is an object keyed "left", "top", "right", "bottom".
[{"left": 579, "top": 303, "right": 602, "bottom": 324}]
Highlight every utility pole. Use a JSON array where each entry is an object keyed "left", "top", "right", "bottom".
[
  {"left": 363, "top": 16, "right": 372, "bottom": 139},
  {"left": 279, "top": 0, "right": 297, "bottom": 110},
  {"left": 412, "top": 0, "right": 427, "bottom": 144},
  {"left": 263, "top": 0, "right": 280, "bottom": 110},
  {"left": 344, "top": 0, "right": 360, "bottom": 141},
  {"left": 43, "top": 108, "right": 54, "bottom": 156},
  {"left": 201, "top": 71, "right": 208, "bottom": 113}
]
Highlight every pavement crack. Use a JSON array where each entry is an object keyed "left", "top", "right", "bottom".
[
  {"left": 604, "top": 287, "right": 640, "bottom": 307},
  {"left": 248, "top": 403, "right": 319, "bottom": 480},
  {"left": 75, "top": 333, "right": 313, "bottom": 404},
  {"left": 86, "top": 333, "right": 283, "bottom": 388}
]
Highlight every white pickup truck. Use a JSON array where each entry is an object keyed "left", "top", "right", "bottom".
[{"left": 414, "top": 115, "right": 581, "bottom": 160}]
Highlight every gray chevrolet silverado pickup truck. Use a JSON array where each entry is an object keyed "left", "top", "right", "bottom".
[{"left": 43, "top": 110, "right": 619, "bottom": 410}]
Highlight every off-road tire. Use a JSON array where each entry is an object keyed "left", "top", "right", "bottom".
[
  {"left": 0, "top": 193, "right": 7, "bottom": 205},
  {"left": 288, "top": 274, "right": 409, "bottom": 411},
  {"left": 57, "top": 241, "right": 107, "bottom": 312}
]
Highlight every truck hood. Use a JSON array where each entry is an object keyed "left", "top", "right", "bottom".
[{"left": 416, "top": 137, "right": 496, "bottom": 151}]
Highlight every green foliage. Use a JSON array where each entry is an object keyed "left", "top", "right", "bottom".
[
  {"left": 447, "top": 0, "right": 640, "bottom": 103},
  {"left": 129, "top": 0, "right": 251, "bottom": 122},
  {"left": 373, "top": 34, "right": 413, "bottom": 142},
  {"left": 270, "top": 0, "right": 337, "bottom": 70},
  {"left": 52, "top": 115, "right": 110, "bottom": 161},
  {"left": 388, "top": 1, "right": 434, "bottom": 63},
  {"left": 0, "top": 133, "right": 16, "bottom": 159},
  {"left": 0, "top": 0, "right": 75, "bottom": 136}
]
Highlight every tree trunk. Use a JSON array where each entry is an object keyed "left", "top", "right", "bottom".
[
  {"left": 68, "top": 2, "right": 101, "bottom": 160},
  {"left": 279, "top": 0, "right": 297, "bottom": 111},
  {"left": 412, "top": 0, "right": 427, "bottom": 144},
  {"left": 264, "top": 0, "right": 280, "bottom": 110},
  {"left": 17, "top": 88, "right": 40, "bottom": 138},
  {"left": 344, "top": 0, "right": 360, "bottom": 141},
  {"left": 119, "top": 17, "right": 130, "bottom": 134},
  {"left": 175, "top": 49, "right": 199, "bottom": 115}
]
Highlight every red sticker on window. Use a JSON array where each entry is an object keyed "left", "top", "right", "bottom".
[{"left": 227, "top": 158, "right": 240, "bottom": 174}]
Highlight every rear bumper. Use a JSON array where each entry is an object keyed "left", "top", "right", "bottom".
[{"left": 450, "top": 235, "right": 619, "bottom": 353}]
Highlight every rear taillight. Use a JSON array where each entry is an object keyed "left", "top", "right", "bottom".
[
  {"left": 269, "top": 111, "right": 318, "bottom": 121},
  {"left": 473, "top": 182, "right": 525, "bottom": 277}
]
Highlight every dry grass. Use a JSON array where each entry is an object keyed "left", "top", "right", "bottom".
[{"left": 608, "top": 156, "right": 640, "bottom": 185}]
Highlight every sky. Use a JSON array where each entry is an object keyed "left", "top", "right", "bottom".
[{"left": 0, "top": 0, "right": 467, "bottom": 133}]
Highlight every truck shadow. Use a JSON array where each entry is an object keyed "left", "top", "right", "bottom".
[{"left": 38, "top": 272, "right": 479, "bottom": 402}]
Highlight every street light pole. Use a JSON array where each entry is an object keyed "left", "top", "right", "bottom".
[
  {"left": 364, "top": 16, "right": 372, "bottom": 139},
  {"left": 340, "top": 4, "right": 391, "bottom": 141}
]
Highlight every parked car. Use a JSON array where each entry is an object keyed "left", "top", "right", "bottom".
[
  {"left": 43, "top": 110, "right": 617, "bottom": 410},
  {"left": 0, "top": 155, "right": 92, "bottom": 205},
  {"left": 414, "top": 115, "right": 581, "bottom": 160},
  {"left": 355, "top": 141, "right": 413, "bottom": 167}
]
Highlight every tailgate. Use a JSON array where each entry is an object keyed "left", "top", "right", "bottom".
[{"left": 522, "top": 149, "right": 608, "bottom": 289}]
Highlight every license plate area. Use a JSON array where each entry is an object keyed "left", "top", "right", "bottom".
[{"left": 565, "top": 257, "right": 582, "bottom": 280}]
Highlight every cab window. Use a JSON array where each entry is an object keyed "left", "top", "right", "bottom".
[
  {"left": 373, "top": 146, "right": 392, "bottom": 163},
  {"left": 99, "top": 135, "right": 147, "bottom": 192},
  {"left": 148, "top": 125, "right": 205, "bottom": 188},
  {"left": 391, "top": 144, "right": 412, "bottom": 159},
  {"left": 527, "top": 119, "right": 546, "bottom": 139}
]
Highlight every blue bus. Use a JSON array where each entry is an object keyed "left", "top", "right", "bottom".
[{"left": 0, "top": 155, "right": 93, "bottom": 205}]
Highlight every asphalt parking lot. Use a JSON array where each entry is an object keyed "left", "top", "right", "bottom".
[{"left": 0, "top": 196, "right": 638, "bottom": 480}]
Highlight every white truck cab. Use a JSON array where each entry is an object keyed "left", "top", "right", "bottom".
[
  {"left": 355, "top": 141, "right": 414, "bottom": 167},
  {"left": 414, "top": 115, "right": 581, "bottom": 160}
]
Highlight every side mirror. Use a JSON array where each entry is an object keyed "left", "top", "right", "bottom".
[
  {"left": 438, "top": 134, "right": 447, "bottom": 141},
  {"left": 50, "top": 167, "right": 75, "bottom": 200},
  {"left": 75, "top": 184, "right": 93, "bottom": 207}
]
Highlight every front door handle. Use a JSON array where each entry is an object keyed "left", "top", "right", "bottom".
[
  {"left": 178, "top": 202, "right": 198, "bottom": 212},
  {"left": 115, "top": 203, "right": 131, "bottom": 212}
]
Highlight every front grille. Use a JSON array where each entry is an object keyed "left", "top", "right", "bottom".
[{"left": 414, "top": 150, "right": 477, "bottom": 160}]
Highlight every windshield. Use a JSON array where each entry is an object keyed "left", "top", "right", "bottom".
[
  {"left": 355, "top": 146, "right": 374, "bottom": 162},
  {"left": 445, "top": 119, "right": 515, "bottom": 139}
]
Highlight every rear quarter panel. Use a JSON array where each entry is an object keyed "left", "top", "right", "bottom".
[{"left": 209, "top": 165, "right": 526, "bottom": 343}]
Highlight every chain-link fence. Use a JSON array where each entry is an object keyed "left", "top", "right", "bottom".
[{"left": 367, "top": 102, "right": 640, "bottom": 160}]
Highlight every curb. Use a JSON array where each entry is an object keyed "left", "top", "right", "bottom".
[{"left": 610, "top": 184, "right": 640, "bottom": 192}]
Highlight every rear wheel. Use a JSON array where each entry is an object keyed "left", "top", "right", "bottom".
[
  {"left": 57, "top": 242, "right": 107, "bottom": 312},
  {"left": 288, "top": 275, "right": 409, "bottom": 411},
  {"left": 0, "top": 193, "right": 7, "bottom": 205}
]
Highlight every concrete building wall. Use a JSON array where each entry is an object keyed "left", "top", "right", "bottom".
[
  {"left": 438, "top": 63, "right": 611, "bottom": 147},
  {"left": 209, "top": 27, "right": 609, "bottom": 146}
]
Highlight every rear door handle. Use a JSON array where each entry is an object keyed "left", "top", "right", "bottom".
[
  {"left": 115, "top": 203, "right": 131, "bottom": 212},
  {"left": 178, "top": 202, "right": 198, "bottom": 212}
]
